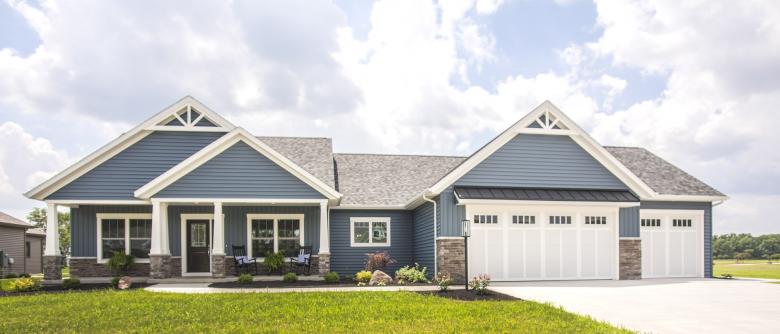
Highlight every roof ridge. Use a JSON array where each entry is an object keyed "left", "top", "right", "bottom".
[{"left": 334, "top": 152, "right": 468, "bottom": 158}]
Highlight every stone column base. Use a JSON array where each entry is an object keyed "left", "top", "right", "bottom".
[
  {"left": 619, "top": 239, "right": 642, "bottom": 280},
  {"left": 211, "top": 254, "right": 226, "bottom": 278},
  {"left": 437, "top": 238, "right": 466, "bottom": 283},
  {"left": 317, "top": 253, "right": 330, "bottom": 275},
  {"left": 43, "top": 255, "right": 64, "bottom": 280},
  {"left": 150, "top": 254, "right": 172, "bottom": 279}
]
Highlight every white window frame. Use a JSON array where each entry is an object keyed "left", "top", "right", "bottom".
[
  {"left": 96, "top": 213, "right": 153, "bottom": 263},
  {"left": 246, "top": 214, "right": 305, "bottom": 259},
  {"left": 350, "top": 217, "right": 391, "bottom": 247}
]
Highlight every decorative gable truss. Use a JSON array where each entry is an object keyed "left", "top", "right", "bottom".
[
  {"left": 529, "top": 109, "right": 568, "bottom": 130},
  {"left": 148, "top": 101, "right": 232, "bottom": 132}
]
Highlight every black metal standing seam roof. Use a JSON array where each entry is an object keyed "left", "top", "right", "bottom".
[{"left": 454, "top": 186, "right": 640, "bottom": 202}]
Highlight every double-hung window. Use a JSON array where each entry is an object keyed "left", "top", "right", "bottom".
[
  {"left": 350, "top": 217, "right": 391, "bottom": 247},
  {"left": 247, "top": 214, "right": 304, "bottom": 258},
  {"left": 96, "top": 213, "right": 153, "bottom": 262}
]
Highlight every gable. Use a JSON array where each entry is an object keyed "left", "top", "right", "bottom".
[
  {"left": 455, "top": 134, "right": 629, "bottom": 190},
  {"left": 46, "top": 131, "right": 223, "bottom": 200},
  {"left": 153, "top": 141, "right": 325, "bottom": 199}
]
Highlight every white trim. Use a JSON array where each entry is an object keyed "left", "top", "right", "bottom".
[
  {"left": 245, "top": 214, "right": 305, "bottom": 258},
  {"left": 436, "top": 236, "right": 463, "bottom": 240},
  {"left": 46, "top": 200, "right": 150, "bottom": 205},
  {"left": 25, "top": 96, "right": 236, "bottom": 200},
  {"left": 145, "top": 126, "right": 230, "bottom": 132},
  {"left": 331, "top": 205, "right": 407, "bottom": 210},
  {"left": 349, "top": 217, "right": 391, "bottom": 247},
  {"left": 456, "top": 198, "right": 640, "bottom": 208},
  {"left": 151, "top": 198, "right": 326, "bottom": 205},
  {"left": 95, "top": 213, "right": 153, "bottom": 263},
  {"left": 180, "top": 213, "right": 215, "bottom": 275},
  {"left": 135, "top": 128, "right": 341, "bottom": 201},
  {"left": 516, "top": 128, "right": 578, "bottom": 136}
]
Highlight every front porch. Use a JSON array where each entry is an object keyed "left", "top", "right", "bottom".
[{"left": 43, "top": 198, "right": 332, "bottom": 279}]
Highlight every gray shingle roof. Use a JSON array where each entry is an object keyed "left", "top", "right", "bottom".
[
  {"left": 0, "top": 211, "right": 32, "bottom": 228},
  {"left": 334, "top": 153, "right": 466, "bottom": 205},
  {"left": 26, "top": 228, "right": 47, "bottom": 237},
  {"left": 604, "top": 146, "right": 724, "bottom": 197},
  {"left": 257, "top": 136, "right": 336, "bottom": 189}
]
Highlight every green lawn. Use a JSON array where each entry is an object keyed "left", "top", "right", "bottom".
[
  {"left": 0, "top": 290, "right": 632, "bottom": 333},
  {"left": 713, "top": 259, "right": 780, "bottom": 280}
]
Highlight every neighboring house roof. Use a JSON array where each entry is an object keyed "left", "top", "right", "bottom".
[
  {"left": 334, "top": 153, "right": 465, "bottom": 206},
  {"left": 0, "top": 211, "right": 32, "bottom": 229},
  {"left": 454, "top": 186, "right": 639, "bottom": 202},
  {"left": 605, "top": 146, "right": 724, "bottom": 197},
  {"left": 258, "top": 136, "right": 336, "bottom": 189},
  {"left": 26, "top": 228, "right": 47, "bottom": 237}
]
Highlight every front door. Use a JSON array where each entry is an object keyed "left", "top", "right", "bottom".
[{"left": 186, "top": 219, "right": 211, "bottom": 273}]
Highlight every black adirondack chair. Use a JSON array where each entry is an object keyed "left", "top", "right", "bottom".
[
  {"left": 288, "top": 246, "right": 313, "bottom": 275},
  {"left": 232, "top": 245, "right": 258, "bottom": 275}
]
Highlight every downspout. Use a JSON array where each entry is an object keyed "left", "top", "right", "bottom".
[{"left": 422, "top": 192, "right": 438, "bottom": 276}]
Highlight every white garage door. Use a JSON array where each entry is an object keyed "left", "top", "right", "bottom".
[
  {"left": 640, "top": 211, "right": 704, "bottom": 278},
  {"left": 467, "top": 204, "right": 618, "bottom": 281}
]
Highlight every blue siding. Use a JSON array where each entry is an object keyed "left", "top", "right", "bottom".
[
  {"left": 640, "top": 201, "right": 713, "bottom": 277},
  {"left": 620, "top": 206, "right": 640, "bottom": 237},
  {"left": 70, "top": 205, "right": 152, "bottom": 257},
  {"left": 155, "top": 141, "right": 324, "bottom": 199},
  {"left": 48, "top": 131, "right": 223, "bottom": 200},
  {"left": 455, "top": 134, "right": 628, "bottom": 190},
  {"left": 412, "top": 202, "right": 435, "bottom": 275},
  {"left": 329, "top": 210, "right": 414, "bottom": 275},
  {"left": 437, "top": 187, "right": 466, "bottom": 237}
]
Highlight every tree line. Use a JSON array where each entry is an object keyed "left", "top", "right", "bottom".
[{"left": 713, "top": 233, "right": 780, "bottom": 260}]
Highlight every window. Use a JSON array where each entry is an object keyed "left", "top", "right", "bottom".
[
  {"left": 641, "top": 218, "right": 661, "bottom": 227},
  {"left": 350, "top": 217, "right": 391, "bottom": 247},
  {"left": 585, "top": 216, "right": 607, "bottom": 225},
  {"left": 247, "top": 215, "right": 304, "bottom": 258},
  {"left": 474, "top": 215, "right": 499, "bottom": 224},
  {"left": 25, "top": 241, "right": 31, "bottom": 258},
  {"left": 512, "top": 215, "right": 535, "bottom": 224},
  {"left": 549, "top": 215, "right": 572, "bottom": 225},
  {"left": 673, "top": 219, "right": 692, "bottom": 227},
  {"left": 97, "top": 214, "right": 153, "bottom": 261}
]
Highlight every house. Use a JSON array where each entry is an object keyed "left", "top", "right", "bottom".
[
  {"left": 0, "top": 212, "right": 46, "bottom": 276},
  {"left": 24, "top": 96, "right": 726, "bottom": 281}
]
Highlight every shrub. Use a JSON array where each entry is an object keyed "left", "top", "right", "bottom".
[
  {"left": 62, "top": 278, "right": 81, "bottom": 289},
  {"left": 323, "top": 272, "right": 340, "bottom": 284},
  {"left": 110, "top": 277, "right": 121, "bottom": 288},
  {"left": 771, "top": 254, "right": 780, "bottom": 261},
  {"left": 468, "top": 273, "right": 491, "bottom": 295},
  {"left": 355, "top": 270, "right": 372, "bottom": 284},
  {"left": 106, "top": 252, "right": 135, "bottom": 275},
  {"left": 364, "top": 251, "right": 395, "bottom": 272},
  {"left": 11, "top": 277, "right": 41, "bottom": 292},
  {"left": 283, "top": 272, "right": 298, "bottom": 283},
  {"left": 395, "top": 263, "right": 428, "bottom": 284},
  {"left": 264, "top": 252, "right": 286, "bottom": 273},
  {"left": 4, "top": 273, "right": 18, "bottom": 279},
  {"left": 734, "top": 252, "right": 751, "bottom": 263},
  {"left": 237, "top": 273, "right": 253, "bottom": 284},
  {"left": 19, "top": 273, "right": 31, "bottom": 278},
  {"left": 434, "top": 272, "right": 453, "bottom": 292}
]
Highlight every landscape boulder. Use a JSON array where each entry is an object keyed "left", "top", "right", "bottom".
[
  {"left": 117, "top": 276, "right": 132, "bottom": 290},
  {"left": 369, "top": 270, "right": 392, "bottom": 286}
]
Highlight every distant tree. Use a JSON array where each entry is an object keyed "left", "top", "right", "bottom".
[
  {"left": 735, "top": 252, "right": 751, "bottom": 263},
  {"left": 27, "top": 207, "right": 71, "bottom": 257}
]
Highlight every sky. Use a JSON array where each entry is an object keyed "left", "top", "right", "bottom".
[{"left": 0, "top": 0, "right": 778, "bottom": 235}]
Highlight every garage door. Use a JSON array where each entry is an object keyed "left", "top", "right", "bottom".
[
  {"left": 640, "top": 211, "right": 703, "bottom": 278},
  {"left": 467, "top": 205, "right": 617, "bottom": 281}
]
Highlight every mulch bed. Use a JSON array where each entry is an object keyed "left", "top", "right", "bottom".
[
  {"left": 0, "top": 283, "right": 150, "bottom": 297},
  {"left": 416, "top": 289, "right": 520, "bottom": 301},
  {"left": 210, "top": 278, "right": 433, "bottom": 289}
]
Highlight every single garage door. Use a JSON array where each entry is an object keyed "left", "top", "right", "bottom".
[
  {"left": 467, "top": 204, "right": 618, "bottom": 281},
  {"left": 640, "top": 210, "right": 704, "bottom": 278}
]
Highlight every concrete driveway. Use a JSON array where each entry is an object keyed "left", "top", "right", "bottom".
[{"left": 491, "top": 278, "right": 780, "bottom": 334}]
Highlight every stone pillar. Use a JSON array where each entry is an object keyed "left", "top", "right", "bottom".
[
  {"left": 437, "top": 237, "right": 466, "bottom": 283},
  {"left": 150, "top": 254, "right": 172, "bottom": 279},
  {"left": 43, "top": 255, "right": 64, "bottom": 280},
  {"left": 619, "top": 238, "right": 642, "bottom": 280},
  {"left": 211, "top": 254, "right": 226, "bottom": 278},
  {"left": 317, "top": 253, "right": 330, "bottom": 275}
]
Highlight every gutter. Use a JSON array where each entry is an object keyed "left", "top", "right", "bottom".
[{"left": 422, "top": 192, "right": 438, "bottom": 276}]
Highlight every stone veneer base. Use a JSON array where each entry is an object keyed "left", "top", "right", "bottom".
[
  {"left": 619, "top": 239, "right": 642, "bottom": 280},
  {"left": 150, "top": 255, "right": 172, "bottom": 279},
  {"left": 437, "top": 238, "right": 466, "bottom": 283},
  {"left": 211, "top": 254, "right": 226, "bottom": 278},
  {"left": 43, "top": 255, "right": 64, "bottom": 280}
]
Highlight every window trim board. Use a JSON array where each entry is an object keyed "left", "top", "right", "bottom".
[
  {"left": 95, "top": 213, "right": 153, "bottom": 264},
  {"left": 246, "top": 213, "right": 305, "bottom": 259},
  {"left": 349, "top": 217, "right": 391, "bottom": 247}
]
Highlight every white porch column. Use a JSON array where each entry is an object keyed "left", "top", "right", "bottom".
[
  {"left": 44, "top": 202, "right": 60, "bottom": 256},
  {"left": 150, "top": 201, "right": 169, "bottom": 255},
  {"left": 318, "top": 201, "right": 330, "bottom": 254},
  {"left": 212, "top": 202, "right": 225, "bottom": 255}
]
